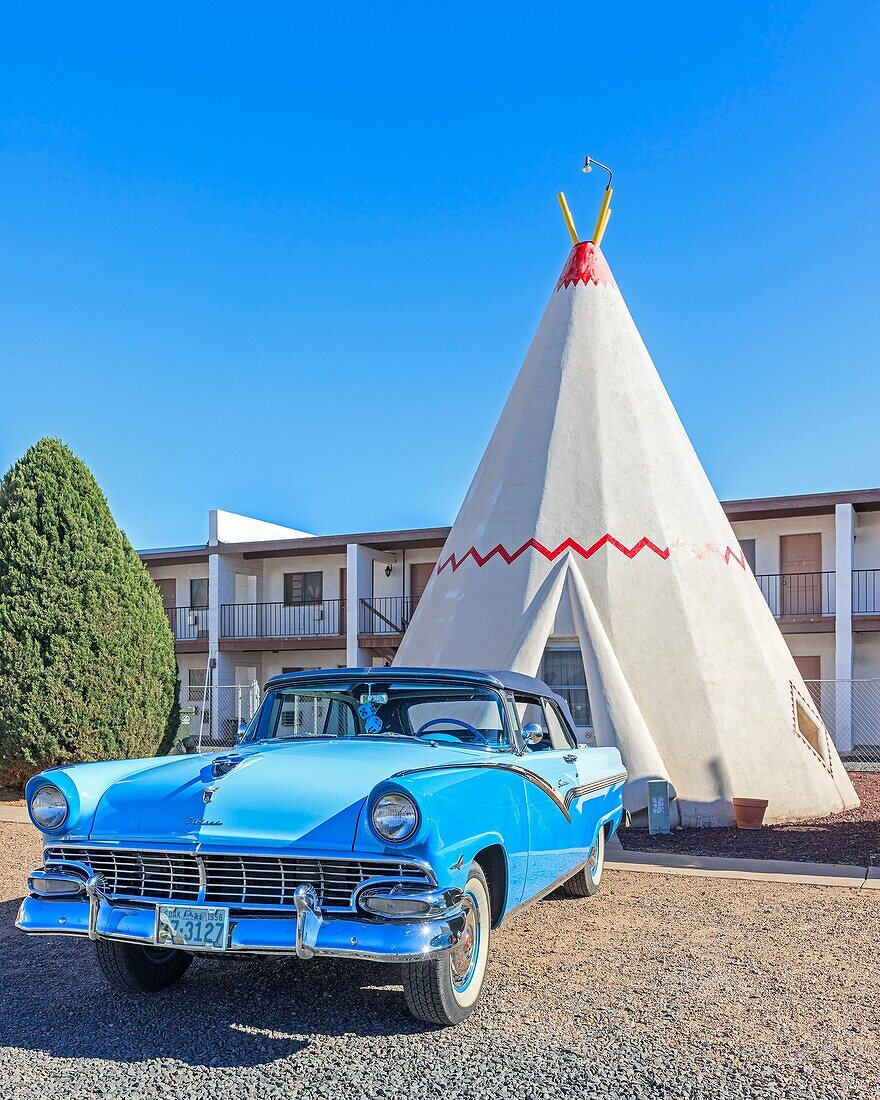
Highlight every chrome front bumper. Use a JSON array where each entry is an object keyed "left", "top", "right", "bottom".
[{"left": 16, "top": 877, "right": 467, "bottom": 964}]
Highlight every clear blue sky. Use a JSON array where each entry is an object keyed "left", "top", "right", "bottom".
[{"left": 1, "top": 2, "right": 878, "bottom": 549}]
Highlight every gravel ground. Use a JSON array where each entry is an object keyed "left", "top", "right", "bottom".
[
  {"left": 2, "top": 822, "right": 878, "bottom": 1100},
  {"left": 620, "top": 772, "right": 880, "bottom": 866}
]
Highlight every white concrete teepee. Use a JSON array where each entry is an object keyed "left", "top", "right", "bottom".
[{"left": 396, "top": 240, "right": 859, "bottom": 825}]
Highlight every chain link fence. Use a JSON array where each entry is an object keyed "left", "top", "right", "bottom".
[
  {"left": 169, "top": 677, "right": 880, "bottom": 765},
  {"left": 805, "top": 679, "right": 880, "bottom": 768},
  {"left": 174, "top": 683, "right": 261, "bottom": 753}
]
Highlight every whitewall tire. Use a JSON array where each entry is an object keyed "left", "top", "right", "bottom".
[
  {"left": 402, "top": 863, "right": 491, "bottom": 1026},
  {"left": 559, "top": 826, "right": 605, "bottom": 898}
]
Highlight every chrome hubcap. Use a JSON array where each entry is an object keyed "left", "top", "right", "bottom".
[
  {"left": 450, "top": 897, "right": 478, "bottom": 988},
  {"left": 588, "top": 834, "right": 603, "bottom": 881}
]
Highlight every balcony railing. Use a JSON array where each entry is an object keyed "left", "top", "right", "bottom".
[
  {"left": 359, "top": 596, "right": 420, "bottom": 635},
  {"left": 853, "top": 569, "right": 880, "bottom": 614},
  {"left": 220, "top": 600, "right": 343, "bottom": 639},
  {"left": 755, "top": 572, "right": 835, "bottom": 618},
  {"left": 169, "top": 606, "right": 209, "bottom": 641}
]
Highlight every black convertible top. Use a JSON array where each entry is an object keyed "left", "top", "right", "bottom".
[{"left": 265, "top": 666, "right": 556, "bottom": 698}]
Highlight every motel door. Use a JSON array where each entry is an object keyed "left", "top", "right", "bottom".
[
  {"left": 154, "top": 578, "right": 176, "bottom": 633},
  {"left": 409, "top": 563, "right": 434, "bottom": 620},
  {"left": 793, "top": 654, "right": 822, "bottom": 715},
  {"left": 780, "top": 533, "right": 822, "bottom": 616}
]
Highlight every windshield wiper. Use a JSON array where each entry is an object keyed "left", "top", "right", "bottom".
[{"left": 272, "top": 735, "right": 335, "bottom": 742}]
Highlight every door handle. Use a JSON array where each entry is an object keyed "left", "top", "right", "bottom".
[{"left": 563, "top": 754, "right": 577, "bottom": 764}]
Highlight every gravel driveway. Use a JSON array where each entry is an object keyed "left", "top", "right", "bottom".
[{"left": 2, "top": 822, "right": 878, "bottom": 1099}]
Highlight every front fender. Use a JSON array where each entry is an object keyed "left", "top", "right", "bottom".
[
  {"left": 24, "top": 757, "right": 191, "bottom": 841},
  {"left": 354, "top": 765, "right": 531, "bottom": 916}
]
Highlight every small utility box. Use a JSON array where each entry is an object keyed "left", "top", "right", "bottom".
[{"left": 647, "top": 779, "right": 671, "bottom": 835}]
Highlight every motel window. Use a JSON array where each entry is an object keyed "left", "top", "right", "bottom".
[
  {"left": 284, "top": 571, "right": 323, "bottom": 605},
  {"left": 738, "top": 539, "right": 756, "bottom": 573},
  {"left": 188, "top": 667, "right": 208, "bottom": 704},
  {"left": 189, "top": 578, "right": 210, "bottom": 608},
  {"left": 541, "top": 648, "right": 592, "bottom": 729}
]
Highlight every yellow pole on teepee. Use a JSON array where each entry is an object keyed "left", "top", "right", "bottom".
[
  {"left": 556, "top": 192, "right": 579, "bottom": 245},
  {"left": 582, "top": 155, "right": 614, "bottom": 247},
  {"left": 591, "top": 186, "right": 613, "bottom": 247}
]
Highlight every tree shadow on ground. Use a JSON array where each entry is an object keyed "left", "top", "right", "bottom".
[{"left": 0, "top": 898, "right": 437, "bottom": 1069}]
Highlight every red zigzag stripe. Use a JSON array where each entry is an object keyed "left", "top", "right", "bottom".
[{"left": 437, "top": 536, "right": 746, "bottom": 574}]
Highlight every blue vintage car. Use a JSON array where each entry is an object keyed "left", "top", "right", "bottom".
[{"left": 18, "top": 667, "right": 626, "bottom": 1025}]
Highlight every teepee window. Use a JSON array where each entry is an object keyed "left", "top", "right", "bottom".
[
  {"left": 795, "top": 698, "right": 825, "bottom": 759},
  {"left": 542, "top": 648, "right": 591, "bottom": 729}
]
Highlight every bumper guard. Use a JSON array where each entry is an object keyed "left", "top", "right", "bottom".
[{"left": 16, "top": 867, "right": 466, "bottom": 964}]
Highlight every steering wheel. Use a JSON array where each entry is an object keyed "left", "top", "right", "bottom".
[{"left": 414, "top": 717, "right": 489, "bottom": 744}]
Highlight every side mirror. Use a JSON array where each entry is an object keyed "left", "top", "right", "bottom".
[{"left": 522, "top": 722, "right": 544, "bottom": 747}]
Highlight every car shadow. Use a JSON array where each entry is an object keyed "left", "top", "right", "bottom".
[{"left": 0, "top": 897, "right": 437, "bottom": 1068}]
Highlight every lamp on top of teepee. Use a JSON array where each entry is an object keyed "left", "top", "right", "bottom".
[{"left": 395, "top": 157, "right": 858, "bottom": 827}]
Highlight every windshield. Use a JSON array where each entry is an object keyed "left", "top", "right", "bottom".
[{"left": 241, "top": 678, "right": 511, "bottom": 751}]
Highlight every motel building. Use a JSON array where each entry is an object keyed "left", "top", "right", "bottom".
[{"left": 141, "top": 489, "right": 880, "bottom": 757}]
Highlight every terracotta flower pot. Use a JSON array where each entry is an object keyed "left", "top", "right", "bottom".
[{"left": 732, "top": 797, "right": 768, "bottom": 830}]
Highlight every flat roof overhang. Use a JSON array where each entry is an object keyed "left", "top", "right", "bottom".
[
  {"left": 722, "top": 488, "right": 880, "bottom": 521},
  {"left": 140, "top": 490, "right": 880, "bottom": 566}
]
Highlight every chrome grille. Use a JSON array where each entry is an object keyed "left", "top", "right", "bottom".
[{"left": 44, "top": 846, "right": 431, "bottom": 911}]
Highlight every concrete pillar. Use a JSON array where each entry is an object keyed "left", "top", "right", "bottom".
[
  {"left": 207, "top": 552, "right": 221, "bottom": 740},
  {"left": 346, "top": 543, "right": 397, "bottom": 668},
  {"left": 208, "top": 550, "right": 241, "bottom": 741},
  {"left": 834, "top": 504, "right": 855, "bottom": 751},
  {"left": 346, "top": 544, "right": 370, "bottom": 667}
]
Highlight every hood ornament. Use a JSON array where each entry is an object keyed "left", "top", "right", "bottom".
[{"left": 211, "top": 753, "right": 245, "bottom": 779}]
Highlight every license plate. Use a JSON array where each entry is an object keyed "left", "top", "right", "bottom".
[{"left": 156, "top": 904, "right": 229, "bottom": 951}]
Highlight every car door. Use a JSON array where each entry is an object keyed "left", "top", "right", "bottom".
[{"left": 511, "top": 693, "right": 583, "bottom": 897}]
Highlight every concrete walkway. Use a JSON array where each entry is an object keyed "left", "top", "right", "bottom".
[
  {"left": 0, "top": 805, "right": 28, "bottom": 824},
  {"left": 607, "top": 848, "right": 879, "bottom": 889}
]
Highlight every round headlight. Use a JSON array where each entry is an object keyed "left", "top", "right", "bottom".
[
  {"left": 371, "top": 793, "right": 419, "bottom": 843},
  {"left": 30, "top": 784, "right": 69, "bottom": 830}
]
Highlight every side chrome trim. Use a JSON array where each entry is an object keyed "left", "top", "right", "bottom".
[
  {"left": 391, "top": 761, "right": 573, "bottom": 822},
  {"left": 563, "top": 770, "right": 629, "bottom": 811}
]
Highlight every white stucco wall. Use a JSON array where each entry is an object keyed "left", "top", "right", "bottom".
[
  {"left": 147, "top": 563, "right": 211, "bottom": 608},
  {"left": 854, "top": 511, "right": 880, "bottom": 571},
  {"left": 781, "top": 632, "right": 836, "bottom": 679},
  {"left": 854, "top": 634, "right": 880, "bottom": 679},
  {"left": 210, "top": 509, "right": 312, "bottom": 544},
  {"left": 260, "top": 553, "right": 347, "bottom": 604},
  {"left": 260, "top": 649, "right": 347, "bottom": 681},
  {"left": 174, "top": 651, "right": 209, "bottom": 699},
  {"left": 150, "top": 509, "right": 880, "bottom": 720},
  {"left": 729, "top": 515, "right": 837, "bottom": 575},
  {"left": 371, "top": 549, "right": 440, "bottom": 600}
]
